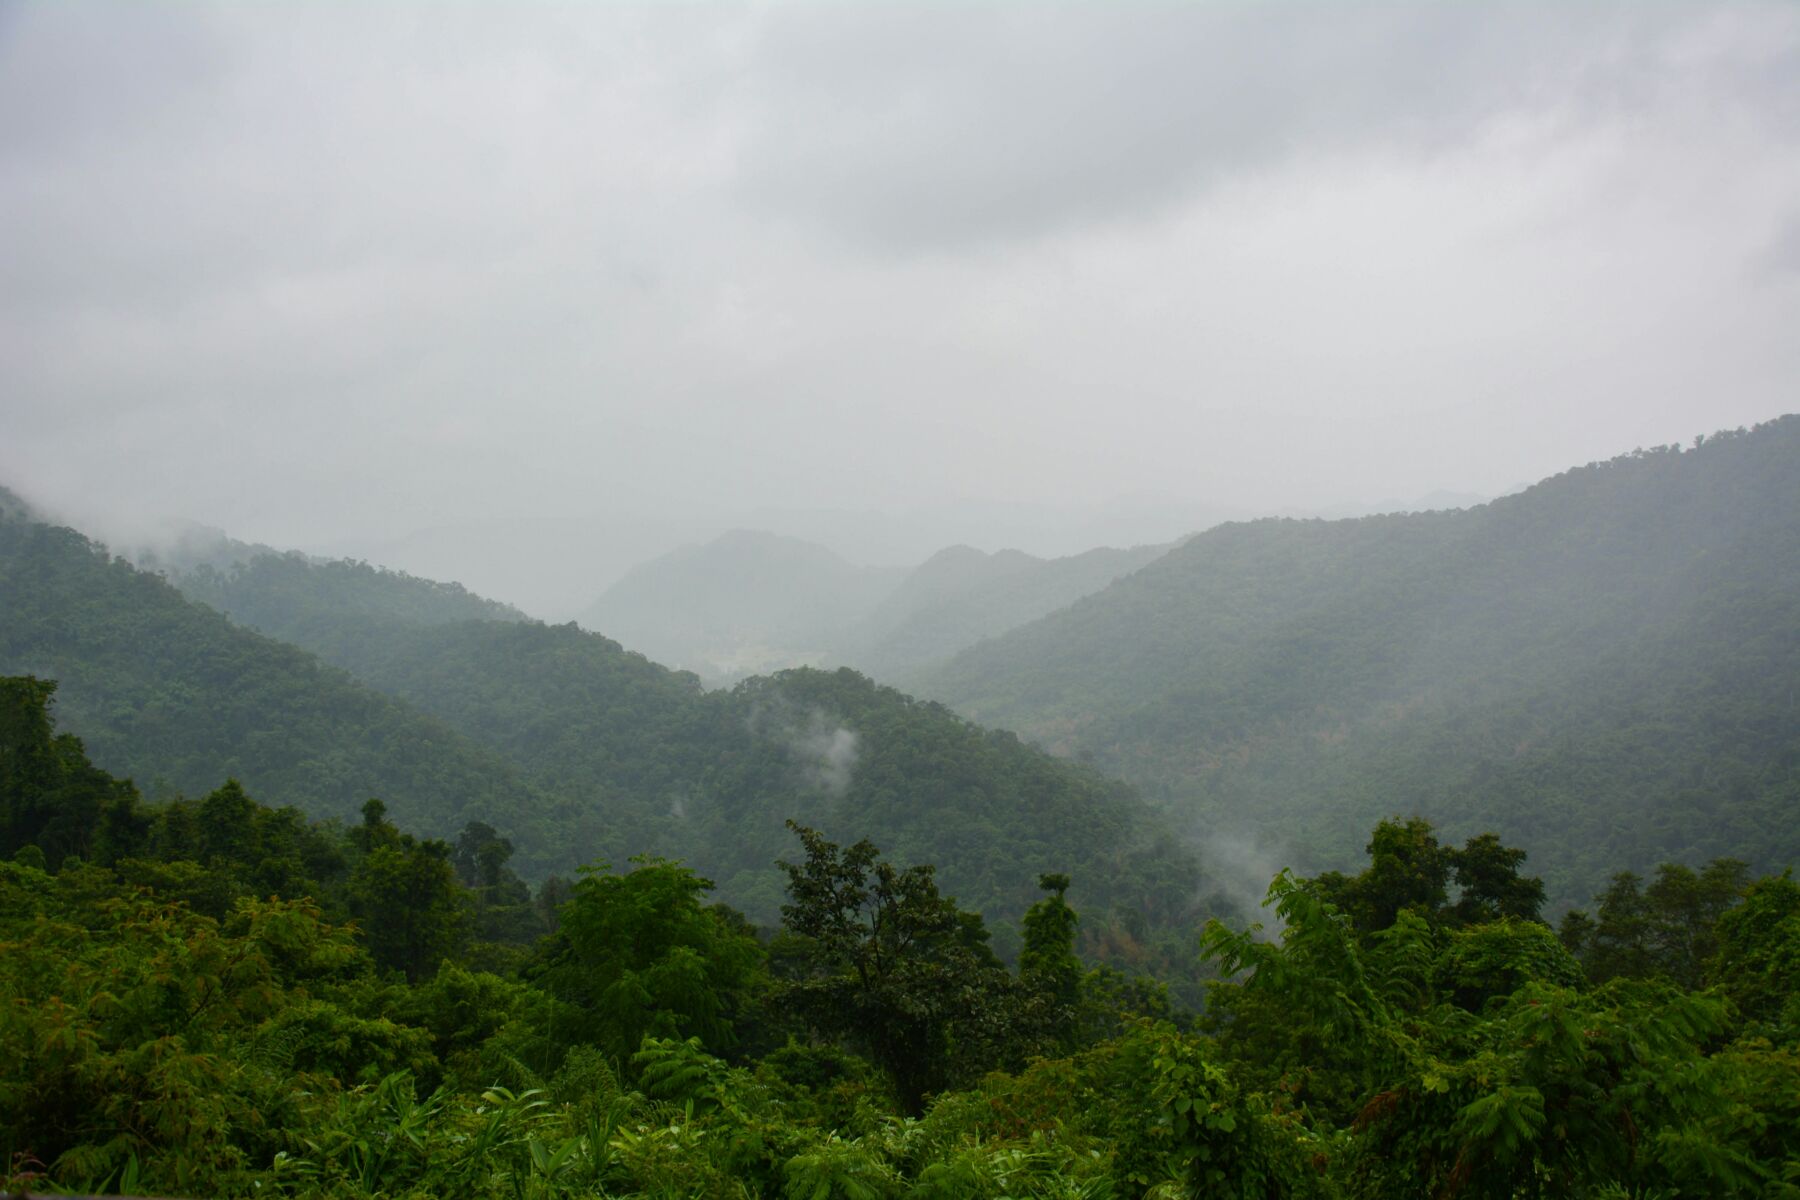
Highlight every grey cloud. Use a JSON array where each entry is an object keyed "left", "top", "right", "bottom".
[
  {"left": 1758, "top": 210, "right": 1800, "bottom": 277},
  {"left": 730, "top": 5, "right": 1769, "bottom": 254},
  {"left": 2, "top": 3, "right": 1798, "bottom": 614}
]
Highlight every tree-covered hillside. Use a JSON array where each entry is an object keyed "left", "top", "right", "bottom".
[
  {"left": 162, "top": 575, "right": 1208, "bottom": 958},
  {"left": 0, "top": 513, "right": 585, "bottom": 871},
  {"left": 403, "top": 632, "right": 1205, "bottom": 958},
  {"left": 173, "top": 547, "right": 529, "bottom": 635},
  {"left": 918, "top": 418, "right": 1800, "bottom": 906}
]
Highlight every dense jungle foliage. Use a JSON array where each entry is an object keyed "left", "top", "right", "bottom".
[
  {"left": 4, "top": 674, "right": 1797, "bottom": 1199},
  {"left": 918, "top": 417, "right": 1800, "bottom": 907},
  {"left": 0, "top": 501, "right": 1207, "bottom": 970}
]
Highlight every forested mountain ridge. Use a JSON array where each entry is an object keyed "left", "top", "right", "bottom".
[
  {"left": 0, "top": 483, "right": 37, "bottom": 523},
  {"left": 171, "top": 546, "right": 530, "bottom": 636},
  {"left": 917, "top": 418, "right": 1800, "bottom": 905},
  {"left": 154, "top": 589, "right": 1207, "bottom": 957},
  {"left": 0, "top": 513, "right": 578, "bottom": 867},
  {"left": 2, "top": 497, "right": 1207, "bottom": 961}
]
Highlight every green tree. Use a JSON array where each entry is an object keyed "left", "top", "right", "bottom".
[
  {"left": 531, "top": 856, "right": 763, "bottom": 1061},
  {"left": 1565, "top": 859, "right": 1750, "bottom": 987},
  {"left": 776, "top": 822, "right": 1026, "bottom": 1111},
  {"left": 1311, "top": 818, "right": 1544, "bottom": 938},
  {"left": 1018, "top": 872, "right": 1081, "bottom": 1050},
  {"left": 1708, "top": 870, "right": 1800, "bottom": 1030},
  {"left": 347, "top": 807, "right": 468, "bottom": 982},
  {"left": 1449, "top": 832, "right": 1546, "bottom": 925},
  {"left": 0, "top": 676, "right": 140, "bottom": 868}
]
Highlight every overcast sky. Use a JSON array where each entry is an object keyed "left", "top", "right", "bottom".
[{"left": 4, "top": 2, "right": 1799, "bottom": 605}]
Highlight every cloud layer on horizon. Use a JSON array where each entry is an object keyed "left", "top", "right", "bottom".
[{"left": 3, "top": 2, "right": 1797, "bottom": 572}]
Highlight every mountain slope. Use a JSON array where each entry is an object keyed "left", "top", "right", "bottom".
[
  {"left": 916, "top": 419, "right": 1800, "bottom": 903},
  {"left": 0, "top": 514, "right": 588, "bottom": 868},
  {"left": 141, "top": 538, "right": 1207, "bottom": 956},
  {"left": 315, "top": 625, "right": 1201, "bottom": 951},
  {"left": 171, "top": 547, "right": 529, "bottom": 637}
]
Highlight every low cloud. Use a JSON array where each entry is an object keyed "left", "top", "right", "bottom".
[
  {"left": 748, "top": 700, "right": 862, "bottom": 799},
  {"left": 1194, "top": 831, "right": 1295, "bottom": 940}
]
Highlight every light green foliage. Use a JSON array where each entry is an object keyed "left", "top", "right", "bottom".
[
  {"left": 0, "top": 860, "right": 424, "bottom": 1194},
  {"left": 1347, "top": 980, "right": 1763, "bottom": 1199},
  {"left": 1201, "top": 870, "right": 1403, "bottom": 1120},
  {"left": 1100, "top": 1023, "right": 1330, "bottom": 1199},
  {"left": 782, "top": 1135, "right": 901, "bottom": 1200},
  {"left": 1436, "top": 918, "right": 1583, "bottom": 1013},
  {"left": 1201, "top": 848, "right": 1800, "bottom": 1199}
]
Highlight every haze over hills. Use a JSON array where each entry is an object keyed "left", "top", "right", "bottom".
[
  {"left": 311, "top": 496, "right": 1258, "bottom": 622},
  {"left": 830, "top": 541, "right": 1174, "bottom": 686},
  {"left": 914, "top": 418, "right": 1800, "bottom": 907},
  {"left": 577, "top": 531, "right": 1178, "bottom": 686},
  {"left": 579, "top": 530, "right": 908, "bottom": 679}
]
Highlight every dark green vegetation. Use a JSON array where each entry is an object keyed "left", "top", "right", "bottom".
[
  {"left": 6, "top": 676, "right": 1797, "bottom": 1198},
  {"left": 0, "top": 499, "right": 1204, "bottom": 963},
  {"left": 0, "top": 515, "right": 562, "bottom": 862},
  {"left": 918, "top": 418, "right": 1800, "bottom": 906}
]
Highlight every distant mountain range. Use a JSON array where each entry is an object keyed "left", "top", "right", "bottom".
[
  {"left": 576, "top": 531, "right": 1175, "bottom": 685},
  {"left": 569, "top": 491, "right": 1490, "bottom": 688},
  {"left": 9, "top": 418, "right": 1793, "bottom": 922}
]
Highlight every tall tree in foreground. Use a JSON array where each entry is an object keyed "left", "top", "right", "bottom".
[
  {"left": 0, "top": 676, "right": 136, "bottom": 869},
  {"left": 530, "top": 856, "right": 764, "bottom": 1061},
  {"left": 1311, "top": 817, "right": 1545, "bottom": 939},
  {"left": 347, "top": 799, "right": 469, "bottom": 982},
  {"left": 776, "top": 821, "right": 1035, "bottom": 1110}
]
